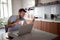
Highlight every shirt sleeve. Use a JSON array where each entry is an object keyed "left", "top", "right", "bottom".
[{"left": 8, "top": 15, "right": 18, "bottom": 23}]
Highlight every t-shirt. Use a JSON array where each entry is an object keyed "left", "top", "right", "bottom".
[
  {"left": 8, "top": 15, "right": 26, "bottom": 32},
  {"left": 8, "top": 15, "right": 18, "bottom": 23}
]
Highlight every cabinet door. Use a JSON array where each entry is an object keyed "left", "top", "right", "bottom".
[
  {"left": 39, "top": 21, "right": 42, "bottom": 30},
  {"left": 52, "top": 22, "right": 57, "bottom": 34},
  {"left": 33, "top": 21, "right": 41, "bottom": 30},
  {"left": 42, "top": 21, "right": 47, "bottom": 31},
  {"left": 41, "top": 21, "right": 43, "bottom": 30},
  {"left": 33, "top": 21, "right": 37, "bottom": 29},
  {"left": 37, "top": 21, "right": 41, "bottom": 30},
  {"left": 46, "top": 22, "right": 50, "bottom": 32},
  {"left": 42, "top": 22, "right": 58, "bottom": 34},
  {"left": 57, "top": 23, "right": 60, "bottom": 35},
  {"left": 40, "top": 0, "right": 57, "bottom": 3},
  {"left": 49, "top": 22, "right": 57, "bottom": 34}
]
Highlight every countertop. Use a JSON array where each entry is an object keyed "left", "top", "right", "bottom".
[
  {"left": 25, "top": 18, "right": 60, "bottom": 23},
  {"left": 35, "top": 19, "right": 60, "bottom": 23}
]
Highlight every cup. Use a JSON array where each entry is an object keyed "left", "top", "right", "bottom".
[{"left": 20, "top": 21, "right": 24, "bottom": 25}]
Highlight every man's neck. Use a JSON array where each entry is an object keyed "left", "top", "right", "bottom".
[{"left": 18, "top": 15, "right": 23, "bottom": 19}]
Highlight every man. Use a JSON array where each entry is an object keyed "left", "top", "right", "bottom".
[{"left": 7, "top": 8, "right": 27, "bottom": 32}]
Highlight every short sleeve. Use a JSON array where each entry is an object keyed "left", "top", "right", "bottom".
[{"left": 8, "top": 15, "right": 18, "bottom": 23}]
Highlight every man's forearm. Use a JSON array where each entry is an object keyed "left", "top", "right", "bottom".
[
  {"left": 7, "top": 23, "right": 15, "bottom": 28},
  {"left": 7, "top": 20, "right": 20, "bottom": 28}
]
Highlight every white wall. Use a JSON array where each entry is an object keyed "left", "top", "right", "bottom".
[
  {"left": 34, "top": 7, "right": 44, "bottom": 18},
  {"left": 56, "top": 4, "right": 60, "bottom": 14},
  {"left": 12, "top": 0, "right": 22, "bottom": 15},
  {"left": 12, "top": 0, "right": 35, "bottom": 15},
  {"left": 22, "top": 0, "right": 35, "bottom": 8}
]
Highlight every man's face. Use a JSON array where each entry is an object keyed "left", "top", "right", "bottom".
[{"left": 18, "top": 11, "right": 25, "bottom": 18}]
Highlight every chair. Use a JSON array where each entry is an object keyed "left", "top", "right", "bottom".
[{"left": 5, "top": 25, "right": 8, "bottom": 32}]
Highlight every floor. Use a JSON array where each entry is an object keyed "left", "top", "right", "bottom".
[
  {"left": 0, "top": 29, "right": 58, "bottom": 40},
  {"left": 53, "top": 36, "right": 60, "bottom": 40},
  {"left": 0, "top": 29, "right": 5, "bottom": 34}
]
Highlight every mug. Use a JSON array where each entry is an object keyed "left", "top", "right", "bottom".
[{"left": 20, "top": 21, "right": 24, "bottom": 25}]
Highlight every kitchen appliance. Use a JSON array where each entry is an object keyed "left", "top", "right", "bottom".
[
  {"left": 44, "top": 14, "right": 51, "bottom": 19},
  {"left": 51, "top": 14, "right": 55, "bottom": 20},
  {"left": 56, "top": 14, "right": 60, "bottom": 20}
]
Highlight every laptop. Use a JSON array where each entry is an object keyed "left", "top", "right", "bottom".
[
  {"left": 9, "top": 24, "right": 33, "bottom": 37},
  {"left": 18, "top": 24, "right": 33, "bottom": 36}
]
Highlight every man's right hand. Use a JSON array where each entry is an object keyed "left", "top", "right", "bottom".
[
  {"left": 14, "top": 21, "right": 21, "bottom": 25},
  {"left": 7, "top": 20, "right": 20, "bottom": 28},
  {"left": 14, "top": 20, "right": 21, "bottom": 24}
]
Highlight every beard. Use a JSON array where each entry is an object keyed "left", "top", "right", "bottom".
[{"left": 19, "top": 15, "right": 21, "bottom": 19}]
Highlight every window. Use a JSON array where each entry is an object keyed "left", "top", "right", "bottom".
[
  {"left": 0, "top": 0, "right": 12, "bottom": 18},
  {"left": 0, "top": 0, "right": 12, "bottom": 28}
]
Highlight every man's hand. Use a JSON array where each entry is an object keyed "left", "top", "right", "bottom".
[
  {"left": 14, "top": 20, "right": 21, "bottom": 25},
  {"left": 26, "top": 19, "right": 35, "bottom": 24},
  {"left": 30, "top": 19, "right": 35, "bottom": 24},
  {"left": 7, "top": 20, "right": 21, "bottom": 28}
]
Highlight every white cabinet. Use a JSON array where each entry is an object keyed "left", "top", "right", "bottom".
[
  {"left": 22, "top": 0, "right": 35, "bottom": 8},
  {"left": 37, "top": 0, "right": 58, "bottom": 4},
  {"left": 35, "top": 0, "right": 60, "bottom": 6},
  {"left": 40, "top": 0, "right": 57, "bottom": 3}
]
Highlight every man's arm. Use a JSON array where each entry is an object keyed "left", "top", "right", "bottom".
[
  {"left": 25, "top": 19, "right": 35, "bottom": 25},
  {"left": 7, "top": 21, "right": 15, "bottom": 28},
  {"left": 7, "top": 19, "right": 20, "bottom": 28}
]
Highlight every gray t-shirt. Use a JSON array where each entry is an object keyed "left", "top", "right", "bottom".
[{"left": 8, "top": 15, "right": 26, "bottom": 32}]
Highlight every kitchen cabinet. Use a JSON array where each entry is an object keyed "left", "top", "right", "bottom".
[
  {"left": 35, "top": 0, "right": 60, "bottom": 6},
  {"left": 22, "top": 0, "right": 35, "bottom": 8},
  {"left": 36, "top": 0, "right": 57, "bottom": 4},
  {"left": 40, "top": 0, "right": 57, "bottom": 3},
  {"left": 33, "top": 20, "right": 60, "bottom": 35},
  {"left": 44, "top": 22, "right": 50, "bottom": 32},
  {"left": 57, "top": 23, "right": 60, "bottom": 35},
  {"left": 49, "top": 22, "right": 57, "bottom": 34},
  {"left": 33, "top": 21, "right": 42, "bottom": 30}
]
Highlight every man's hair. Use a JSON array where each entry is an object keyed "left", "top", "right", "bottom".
[{"left": 19, "top": 8, "right": 26, "bottom": 13}]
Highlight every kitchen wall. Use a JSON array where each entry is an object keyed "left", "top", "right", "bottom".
[
  {"left": 34, "top": 6, "right": 44, "bottom": 18},
  {"left": 22, "top": 0, "right": 35, "bottom": 8},
  {"left": 12, "top": 0, "right": 22, "bottom": 15},
  {"left": 11, "top": 0, "right": 60, "bottom": 19},
  {"left": 34, "top": 4, "right": 60, "bottom": 19}
]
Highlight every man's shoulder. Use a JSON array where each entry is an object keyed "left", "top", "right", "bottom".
[
  {"left": 8, "top": 15, "right": 18, "bottom": 22},
  {"left": 10, "top": 15, "right": 18, "bottom": 18}
]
